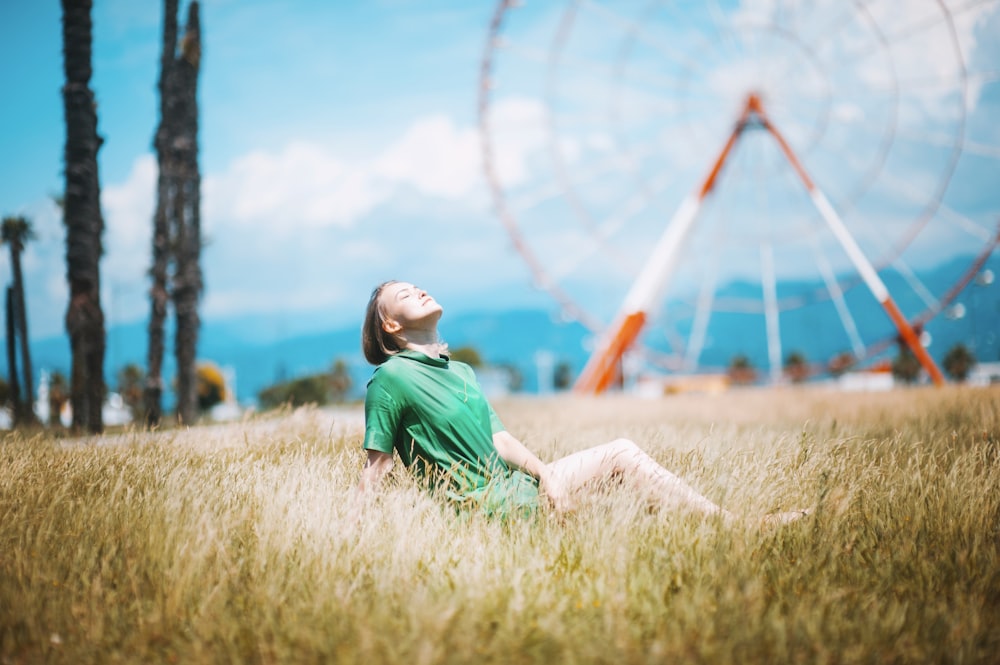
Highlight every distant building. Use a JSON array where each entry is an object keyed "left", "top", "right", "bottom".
[
  {"left": 968, "top": 362, "right": 1000, "bottom": 386},
  {"left": 837, "top": 370, "right": 895, "bottom": 392},
  {"left": 476, "top": 366, "right": 513, "bottom": 399},
  {"left": 632, "top": 373, "right": 730, "bottom": 397}
]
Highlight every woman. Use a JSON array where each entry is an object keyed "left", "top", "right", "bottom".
[{"left": 356, "top": 280, "right": 807, "bottom": 524}]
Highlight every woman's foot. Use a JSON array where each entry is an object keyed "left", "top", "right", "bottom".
[{"left": 760, "top": 508, "right": 810, "bottom": 527}]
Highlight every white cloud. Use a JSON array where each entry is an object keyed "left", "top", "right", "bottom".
[
  {"left": 204, "top": 142, "right": 382, "bottom": 231},
  {"left": 102, "top": 154, "right": 156, "bottom": 274},
  {"left": 373, "top": 114, "right": 482, "bottom": 199},
  {"left": 200, "top": 99, "right": 547, "bottom": 236},
  {"left": 483, "top": 96, "right": 549, "bottom": 186},
  {"left": 202, "top": 284, "right": 346, "bottom": 319},
  {"left": 12, "top": 101, "right": 551, "bottom": 336}
]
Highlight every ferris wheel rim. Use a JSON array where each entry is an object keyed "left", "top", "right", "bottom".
[{"left": 478, "top": 0, "right": 998, "bottom": 370}]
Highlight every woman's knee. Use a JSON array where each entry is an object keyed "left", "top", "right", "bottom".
[
  {"left": 609, "top": 438, "right": 640, "bottom": 454},
  {"left": 604, "top": 438, "right": 646, "bottom": 467}
]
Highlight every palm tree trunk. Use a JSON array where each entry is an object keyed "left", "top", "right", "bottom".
[
  {"left": 172, "top": 1, "right": 203, "bottom": 426},
  {"left": 149, "top": 0, "right": 203, "bottom": 427},
  {"left": 173, "top": 180, "right": 202, "bottom": 425},
  {"left": 5, "top": 287, "right": 22, "bottom": 425},
  {"left": 61, "top": 0, "right": 106, "bottom": 433},
  {"left": 144, "top": 175, "right": 171, "bottom": 427},
  {"left": 145, "top": 0, "right": 180, "bottom": 427},
  {"left": 10, "top": 243, "right": 35, "bottom": 417}
]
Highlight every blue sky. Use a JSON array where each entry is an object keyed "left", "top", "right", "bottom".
[
  {"left": 0, "top": 0, "right": 998, "bottom": 368},
  {"left": 1, "top": 0, "right": 528, "bottom": 343}
]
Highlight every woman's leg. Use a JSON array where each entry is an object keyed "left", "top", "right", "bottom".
[{"left": 546, "top": 438, "right": 736, "bottom": 521}]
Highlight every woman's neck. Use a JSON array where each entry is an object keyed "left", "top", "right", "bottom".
[{"left": 400, "top": 328, "right": 446, "bottom": 358}]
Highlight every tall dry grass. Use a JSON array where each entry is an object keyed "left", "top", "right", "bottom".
[{"left": 2, "top": 387, "right": 998, "bottom": 664}]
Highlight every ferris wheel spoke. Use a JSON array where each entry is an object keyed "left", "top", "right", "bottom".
[
  {"left": 507, "top": 180, "right": 571, "bottom": 218},
  {"left": 768, "top": 50, "right": 850, "bottom": 108},
  {"left": 934, "top": 203, "right": 997, "bottom": 244},
  {"left": 549, "top": 169, "right": 675, "bottom": 281},
  {"left": 705, "top": 0, "right": 743, "bottom": 60},
  {"left": 614, "top": 93, "right": 733, "bottom": 132},
  {"left": 894, "top": 126, "right": 1000, "bottom": 159},
  {"left": 506, "top": 145, "right": 651, "bottom": 215},
  {"left": 509, "top": 146, "right": 656, "bottom": 215},
  {"left": 542, "top": 134, "right": 670, "bottom": 238},
  {"left": 869, "top": 69, "right": 1000, "bottom": 94},
  {"left": 843, "top": 150, "right": 994, "bottom": 244},
  {"left": 760, "top": 242, "right": 783, "bottom": 383},
  {"left": 617, "top": 65, "right": 697, "bottom": 95},
  {"left": 503, "top": 36, "right": 693, "bottom": 94},
  {"left": 836, "top": 9, "right": 965, "bottom": 71},
  {"left": 811, "top": 239, "right": 866, "bottom": 359},
  {"left": 765, "top": 82, "right": 833, "bottom": 110},
  {"left": 619, "top": 73, "right": 719, "bottom": 107},
  {"left": 545, "top": 109, "right": 615, "bottom": 129},
  {"left": 886, "top": 0, "right": 998, "bottom": 42},
  {"left": 500, "top": 36, "right": 614, "bottom": 81},
  {"left": 771, "top": 0, "right": 797, "bottom": 31},
  {"left": 577, "top": 0, "right": 710, "bottom": 78},
  {"left": 890, "top": 255, "right": 942, "bottom": 311},
  {"left": 778, "top": 5, "right": 860, "bottom": 68},
  {"left": 683, "top": 249, "right": 719, "bottom": 372},
  {"left": 850, "top": 208, "right": 946, "bottom": 312},
  {"left": 970, "top": 70, "right": 1000, "bottom": 85},
  {"left": 946, "top": 0, "right": 1000, "bottom": 13}
]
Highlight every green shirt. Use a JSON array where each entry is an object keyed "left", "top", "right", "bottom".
[{"left": 363, "top": 349, "right": 539, "bottom": 515}]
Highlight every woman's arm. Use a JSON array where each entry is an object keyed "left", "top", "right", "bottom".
[
  {"left": 493, "top": 430, "right": 570, "bottom": 512},
  {"left": 352, "top": 449, "right": 395, "bottom": 518}
]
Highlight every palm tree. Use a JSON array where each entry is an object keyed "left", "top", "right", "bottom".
[
  {"left": 146, "top": 0, "right": 203, "bottom": 426},
  {"left": 827, "top": 351, "right": 855, "bottom": 377},
  {"left": 891, "top": 345, "right": 922, "bottom": 385},
  {"left": 171, "top": 1, "right": 203, "bottom": 426},
  {"left": 0, "top": 375, "right": 9, "bottom": 409},
  {"left": 728, "top": 354, "right": 757, "bottom": 386},
  {"left": 783, "top": 350, "right": 809, "bottom": 384},
  {"left": 553, "top": 361, "right": 574, "bottom": 391},
  {"left": 5, "top": 287, "right": 21, "bottom": 423},
  {"left": 143, "top": 0, "right": 178, "bottom": 426},
  {"left": 61, "top": 0, "right": 107, "bottom": 433},
  {"left": 1, "top": 216, "right": 36, "bottom": 424},
  {"left": 943, "top": 343, "right": 976, "bottom": 383}
]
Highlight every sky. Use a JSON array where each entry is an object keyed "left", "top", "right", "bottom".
[
  {"left": 0, "top": 0, "right": 998, "bottom": 366},
  {"left": 1, "top": 0, "right": 533, "bottom": 344}
]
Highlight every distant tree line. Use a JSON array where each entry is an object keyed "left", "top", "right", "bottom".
[{"left": 257, "top": 359, "right": 353, "bottom": 410}]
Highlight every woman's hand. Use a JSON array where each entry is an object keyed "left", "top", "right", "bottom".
[
  {"left": 538, "top": 466, "right": 572, "bottom": 514},
  {"left": 492, "top": 431, "right": 573, "bottom": 513}
]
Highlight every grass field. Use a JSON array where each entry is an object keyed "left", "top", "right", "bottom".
[{"left": 2, "top": 386, "right": 999, "bottom": 664}]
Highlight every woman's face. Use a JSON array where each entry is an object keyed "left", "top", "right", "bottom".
[{"left": 379, "top": 282, "right": 443, "bottom": 332}]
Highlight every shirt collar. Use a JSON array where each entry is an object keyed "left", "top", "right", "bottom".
[{"left": 396, "top": 348, "right": 450, "bottom": 367}]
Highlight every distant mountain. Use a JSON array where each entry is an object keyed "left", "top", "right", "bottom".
[
  {"left": 5, "top": 252, "right": 997, "bottom": 405},
  {"left": 10, "top": 308, "right": 591, "bottom": 406}
]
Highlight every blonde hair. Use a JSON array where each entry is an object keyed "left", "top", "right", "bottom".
[{"left": 361, "top": 280, "right": 401, "bottom": 365}]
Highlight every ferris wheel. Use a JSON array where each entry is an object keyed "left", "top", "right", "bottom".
[{"left": 478, "top": 0, "right": 1000, "bottom": 391}]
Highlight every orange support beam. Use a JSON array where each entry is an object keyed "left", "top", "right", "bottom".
[
  {"left": 574, "top": 92, "right": 946, "bottom": 393},
  {"left": 574, "top": 311, "right": 646, "bottom": 393}
]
